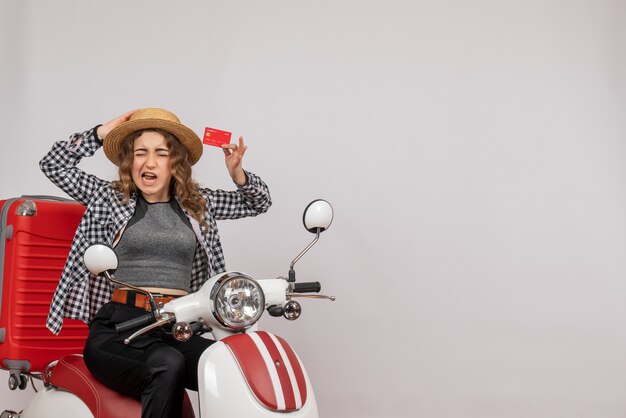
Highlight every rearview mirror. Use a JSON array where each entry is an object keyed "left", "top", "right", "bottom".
[
  {"left": 303, "top": 199, "right": 333, "bottom": 233},
  {"left": 84, "top": 244, "right": 118, "bottom": 275}
]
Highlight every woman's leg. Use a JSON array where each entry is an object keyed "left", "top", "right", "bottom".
[
  {"left": 140, "top": 342, "right": 187, "bottom": 418},
  {"left": 171, "top": 335, "right": 216, "bottom": 391},
  {"left": 84, "top": 304, "right": 188, "bottom": 418}
]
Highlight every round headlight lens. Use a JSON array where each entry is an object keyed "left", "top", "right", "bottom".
[{"left": 213, "top": 274, "right": 264, "bottom": 329}]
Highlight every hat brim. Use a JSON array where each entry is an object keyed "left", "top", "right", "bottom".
[{"left": 103, "top": 118, "right": 203, "bottom": 166}]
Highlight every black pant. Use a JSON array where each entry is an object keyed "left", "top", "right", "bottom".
[{"left": 83, "top": 302, "right": 215, "bottom": 418}]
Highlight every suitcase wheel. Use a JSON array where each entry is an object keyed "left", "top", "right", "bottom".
[{"left": 8, "top": 372, "right": 28, "bottom": 391}]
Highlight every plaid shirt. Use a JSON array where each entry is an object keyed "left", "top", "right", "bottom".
[{"left": 40, "top": 128, "right": 272, "bottom": 335}]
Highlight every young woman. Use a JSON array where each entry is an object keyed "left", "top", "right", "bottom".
[{"left": 40, "top": 108, "right": 272, "bottom": 418}]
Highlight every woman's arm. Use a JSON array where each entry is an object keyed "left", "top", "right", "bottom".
[
  {"left": 205, "top": 136, "right": 272, "bottom": 219},
  {"left": 39, "top": 127, "right": 109, "bottom": 206},
  {"left": 39, "top": 111, "right": 136, "bottom": 206},
  {"left": 204, "top": 171, "right": 272, "bottom": 220}
]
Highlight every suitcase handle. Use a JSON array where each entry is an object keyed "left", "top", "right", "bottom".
[{"left": 19, "top": 195, "right": 75, "bottom": 202}]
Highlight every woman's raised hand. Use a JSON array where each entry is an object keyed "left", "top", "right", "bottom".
[
  {"left": 222, "top": 136, "right": 248, "bottom": 186},
  {"left": 96, "top": 110, "right": 137, "bottom": 141}
]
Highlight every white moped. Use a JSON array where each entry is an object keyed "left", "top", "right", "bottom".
[{"left": 2, "top": 199, "right": 334, "bottom": 418}]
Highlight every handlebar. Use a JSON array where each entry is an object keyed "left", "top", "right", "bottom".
[
  {"left": 292, "top": 281, "right": 321, "bottom": 293},
  {"left": 113, "top": 280, "right": 327, "bottom": 338},
  {"left": 115, "top": 313, "right": 154, "bottom": 333}
]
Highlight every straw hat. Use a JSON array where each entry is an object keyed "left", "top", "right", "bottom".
[{"left": 103, "top": 108, "right": 203, "bottom": 166}]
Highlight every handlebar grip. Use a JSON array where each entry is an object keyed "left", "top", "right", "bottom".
[
  {"left": 115, "top": 313, "right": 154, "bottom": 333},
  {"left": 292, "top": 281, "right": 321, "bottom": 293}
]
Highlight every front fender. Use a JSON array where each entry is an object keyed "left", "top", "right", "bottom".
[{"left": 197, "top": 332, "right": 318, "bottom": 418}]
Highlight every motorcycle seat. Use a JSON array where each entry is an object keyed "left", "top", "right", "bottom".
[{"left": 49, "top": 354, "right": 195, "bottom": 418}]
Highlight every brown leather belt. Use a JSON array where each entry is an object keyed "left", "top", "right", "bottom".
[{"left": 111, "top": 289, "right": 178, "bottom": 311}]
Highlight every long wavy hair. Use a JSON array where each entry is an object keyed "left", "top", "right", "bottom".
[{"left": 112, "top": 129, "right": 208, "bottom": 231}]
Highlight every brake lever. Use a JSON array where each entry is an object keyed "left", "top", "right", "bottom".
[
  {"left": 123, "top": 313, "right": 175, "bottom": 345},
  {"left": 287, "top": 293, "right": 336, "bottom": 301}
]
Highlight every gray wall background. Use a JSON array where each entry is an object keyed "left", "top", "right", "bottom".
[{"left": 1, "top": 0, "right": 626, "bottom": 417}]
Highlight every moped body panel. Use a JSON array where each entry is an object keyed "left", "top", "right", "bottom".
[
  {"left": 198, "top": 334, "right": 318, "bottom": 418},
  {"left": 20, "top": 388, "right": 92, "bottom": 418},
  {"left": 223, "top": 331, "right": 307, "bottom": 411}
]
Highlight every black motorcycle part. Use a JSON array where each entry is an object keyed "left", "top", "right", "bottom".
[
  {"left": 115, "top": 312, "right": 154, "bottom": 333},
  {"left": 267, "top": 305, "right": 284, "bottom": 317},
  {"left": 292, "top": 281, "right": 321, "bottom": 293}
]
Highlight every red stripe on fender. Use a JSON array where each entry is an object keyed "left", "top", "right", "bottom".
[
  {"left": 256, "top": 331, "right": 297, "bottom": 410},
  {"left": 275, "top": 334, "right": 308, "bottom": 405},
  {"left": 223, "top": 334, "right": 278, "bottom": 409}
]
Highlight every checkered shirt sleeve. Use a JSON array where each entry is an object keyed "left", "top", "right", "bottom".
[
  {"left": 204, "top": 171, "right": 272, "bottom": 220},
  {"left": 39, "top": 128, "right": 108, "bottom": 206}
]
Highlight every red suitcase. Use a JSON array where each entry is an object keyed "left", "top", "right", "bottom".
[{"left": 0, "top": 196, "right": 88, "bottom": 389}]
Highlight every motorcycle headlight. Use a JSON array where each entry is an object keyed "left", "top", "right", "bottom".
[{"left": 211, "top": 273, "right": 265, "bottom": 330}]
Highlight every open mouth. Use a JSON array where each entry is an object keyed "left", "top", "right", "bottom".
[{"left": 141, "top": 172, "right": 157, "bottom": 184}]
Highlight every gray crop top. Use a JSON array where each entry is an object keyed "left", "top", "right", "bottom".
[{"left": 113, "top": 196, "right": 197, "bottom": 291}]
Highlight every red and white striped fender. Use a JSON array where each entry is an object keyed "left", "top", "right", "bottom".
[{"left": 222, "top": 331, "right": 308, "bottom": 412}]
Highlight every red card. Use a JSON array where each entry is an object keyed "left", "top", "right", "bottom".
[{"left": 203, "top": 127, "right": 232, "bottom": 147}]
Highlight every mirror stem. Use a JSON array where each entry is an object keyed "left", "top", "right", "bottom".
[{"left": 288, "top": 229, "right": 321, "bottom": 282}]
